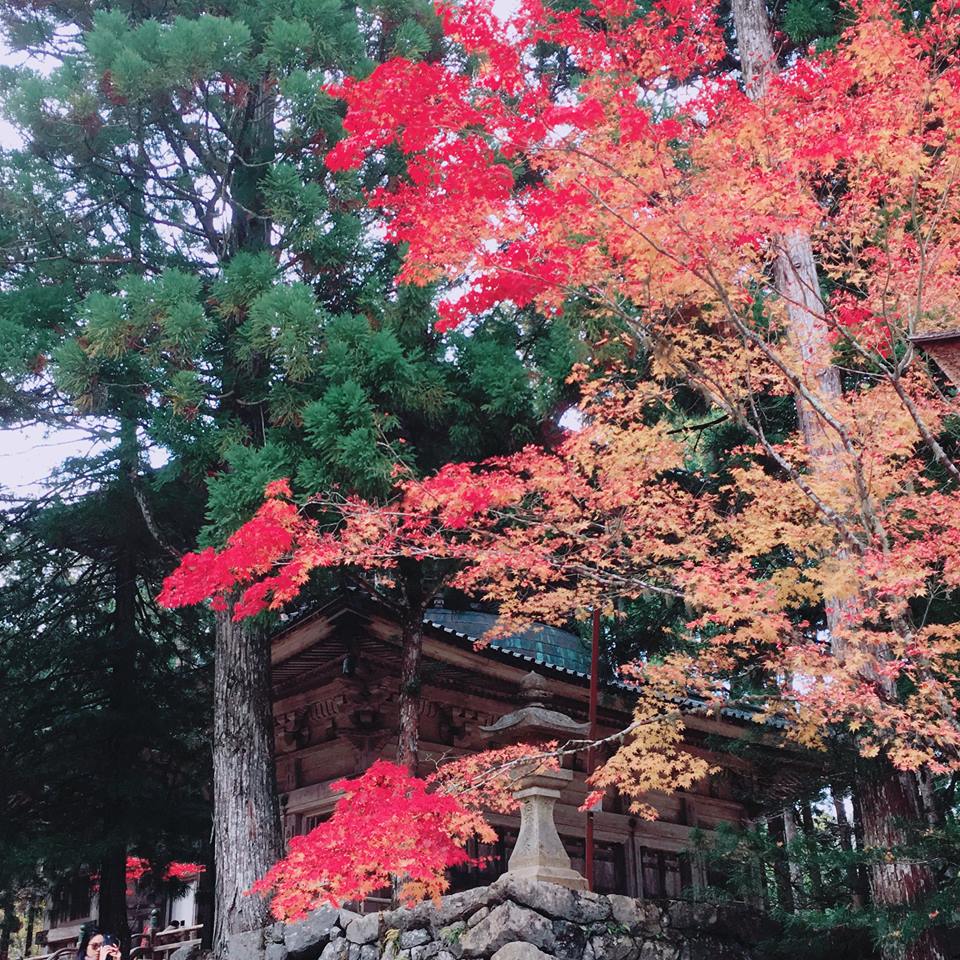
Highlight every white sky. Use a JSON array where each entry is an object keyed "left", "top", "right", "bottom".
[
  {"left": 0, "top": 41, "right": 113, "bottom": 498},
  {"left": 0, "top": 42, "right": 75, "bottom": 498}
]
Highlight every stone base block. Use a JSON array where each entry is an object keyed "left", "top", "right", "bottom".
[{"left": 501, "top": 866, "right": 589, "bottom": 891}]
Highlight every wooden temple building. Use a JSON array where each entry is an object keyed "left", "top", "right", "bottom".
[{"left": 271, "top": 592, "right": 770, "bottom": 901}]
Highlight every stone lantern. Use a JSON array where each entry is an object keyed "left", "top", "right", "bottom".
[{"left": 480, "top": 671, "right": 589, "bottom": 890}]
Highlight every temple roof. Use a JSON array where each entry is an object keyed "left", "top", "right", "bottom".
[{"left": 423, "top": 608, "right": 592, "bottom": 677}]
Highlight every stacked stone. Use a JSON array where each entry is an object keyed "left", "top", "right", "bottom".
[{"left": 219, "top": 876, "right": 769, "bottom": 960}]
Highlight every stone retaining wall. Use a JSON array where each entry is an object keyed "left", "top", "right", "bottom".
[{"left": 219, "top": 877, "right": 772, "bottom": 960}]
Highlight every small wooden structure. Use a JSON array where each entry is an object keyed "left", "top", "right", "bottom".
[
  {"left": 910, "top": 328, "right": 960, "bottom": 387},
  {"left": 271, "top": 592, "right": 769, "bottom": 899}
]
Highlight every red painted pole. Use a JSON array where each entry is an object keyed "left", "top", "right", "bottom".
[{"left": 586, "top": 608, "right": 600, "bottom": 891}]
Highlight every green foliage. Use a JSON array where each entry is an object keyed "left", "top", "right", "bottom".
[
  {"left": 782, "top": 0, "right": 839, "bottom": 44},
  {"left": 203, "top": 442, "right": 295, "bottom": 546},
  {"left": 0, "top": 447, "right": 213, "bottom": 901},
  {"left": 0, "top": 0, "right": 576, "bottom": 921},
  {"left": 691, "top": 777, "right": 960, "bottom": 960}
]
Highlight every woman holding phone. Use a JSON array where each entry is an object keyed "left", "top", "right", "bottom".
[{"left": 77, "top": 929, "right": 122, "bottom": 960}]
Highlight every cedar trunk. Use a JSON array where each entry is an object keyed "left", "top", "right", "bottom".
[
  {"left": 728, "top": 1, "right": 946, "bottom": 955},
  {"left": 97, "top": 845, "right": 130, "bottom": 954},
  {"left": 767, "top": 814, "right": 795, "bottom": 912},
  {"left": 832, "top": 784, "right": 868, "bottom": 908},
  {"left": 212, "top": 606, "right": 283, "bottom": 960},
  {"left": 858, "top": 764, "right": 946, "bottom": 960},
  {"left": 798, "top": 800, "right": 825, "bottom": 905},
  {"left": 100, "top": 447, "right": 138, "bottom": 955}
]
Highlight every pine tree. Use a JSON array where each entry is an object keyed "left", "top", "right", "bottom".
[
  {"left": 0, "top": 0, "right": 577, "bottom": 947},
  {"left": 0, "top": 446, "right": 212, "bottom": 953}
]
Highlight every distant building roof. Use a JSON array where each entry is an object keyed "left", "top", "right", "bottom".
[
  {"left": 909, "top": 328, "right": 960, "bottom": 345},
  {"left": 423, "top": 608, "right": 593, "bottom": 676}
]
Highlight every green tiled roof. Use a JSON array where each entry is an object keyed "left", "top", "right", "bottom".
[{"left": 423, "top": 608, "right": 592, "bottom": 676}]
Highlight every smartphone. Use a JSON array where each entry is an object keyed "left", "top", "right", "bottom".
[{"left": 99, "top": 939, "right": 120, "bottom": 960}]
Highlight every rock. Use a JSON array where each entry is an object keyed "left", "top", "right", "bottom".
[
  {"left": 265, "top": 945, "right": 289, "bottom": 960},
  {"left": 381, "top": 888, "right": 490, "bottom": 934},
  {"left": 359, "top": 947, "right": 378, "bottom": 960},
  {"left": 490, "top": 875, "right": 609, "bottom": 924},
  {"left": 285, "top": 907, "right": 342, "bottom": 960},
  {"left": 318, "top": 940, "right": 350, "bottom": 960},
  {"left": 459, "top": 902, "right": 555, "bottom": 958},
  {"left": 575, "top": 892, "right": 610, "bottom": 924},
  {"left": 608, "top": 897, "right": 662, "bottom": 937},
  {"left": 639, "top": 942, "right": 679, "bottom": 960},
  {"left": 381, "top": 940, "right": 400, "bottom": 960},
  {"left": 490, "top": 876, "right": 579, "bottom": 921},
  {"left": 347, "top": 946, "right": 360, "bottom": 960},
  {"left": 490, "top": 944, "right": 555, "bottom": 960},
  {"left": 466, "top": 909, "right": 488, "bottom": 929},
  {"left": 550, "top": 920, "right": 587, "bottom": 960},
  {"left": 345, "top": 915, "right": 380, "bottom": 946},
  {"left": 227, "top": 930, "right": 264, "bottom": 960},
  {"left": 586, "top": 932, "right": 635, "bottom": 960},
  {"left": 410, "top": 943, "right": 441, "bottom": 960},
  {"left": 399, "top": 929, "right": 431, "bottom": 950},
  {"left": 665, "top": 903, "right": 717, "bottom": 934},
  {"left": 170, "top": 943, "right": 202, "bottom": 960}
]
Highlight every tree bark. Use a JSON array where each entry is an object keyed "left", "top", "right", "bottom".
[
  {"left": 97, "top": 845, "right": 130, "bottom": 954},
  {"left": 728, "top": 1, "right": 946, "bottom": 954},
  {"left": 99, "top": 430, "right": 140, "bottom": 956},
  {"left": 212, "top": 606, "right": 283, "bottom": 960},
  {"left": 832, "top": 783, "right": 867, "bottom": 908},
  {"left": 24, "top": 895, "right": 36, "bottom": 956},
  {"left": 0, "top": 895, "right": 14, "bottom": 960},
  {"left": 396, "top": 560, "right": 428, "bottom": 773},
  {"left": 397, "top": 614, "right": 425, "bottom": 773},
  {"left": 767, "top": 814, "right": 795, "bottom": 912},
  {"left": 798, "top": 800, "right": 825, "bottom": 905},
  {"left": 781, "top": 807, "right": 803, "bottom": 905},
  {"left": 857, "top": 763, "right": 945, "bottom": 960},
  {"left": 225, "top": 79, "right": 276, "bottom": 258}
]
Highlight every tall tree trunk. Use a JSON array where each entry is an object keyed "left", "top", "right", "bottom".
[
  {"left": 397, "top": 614, "right": 425, "bottom": 773},
  {"left": 767, "top": 814, "right": 795, "bottom": 912},
  {"left": 99, "top": 427, "right": 140, "bottom": 955},
  {"left": 832, "top": 783, "right": 867, "bottom": 908},
  {"left": 798, "top": 800, "right": 825, "bottom": 905},
  {"left": 212, "top": 606, "right": 283, "bottom": 960},
  {"left": 24, "top": 894, "right": 36, "bottom": 956},
  {"left": 396, "top": 560, "right": 428, "bottom": 773},
  {"left": 0, "top": 895, "right": 14, "bottom": 960},
  {"left": 851, "top": 786, "right": 871, "bottom": 905},
  {"left": 728, "top": 1, "right": 945, "bottom": 955},
  {"left": 781, "top": 805, "right": 802, "bottom": 899},
  {"left": 858, "top": 763, "right": 944, "bottom": 960},
  {"left": 211, "top": 71, "right": 283, "bottom": 959},
  {"left": 97, "top": 846, "right": 130, "bottom": 954},
  {"left": 226, "top": 79, "right": 276, "bottom": 257}
]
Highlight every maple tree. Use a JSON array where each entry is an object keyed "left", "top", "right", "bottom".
[
  {"left": 91, "top": 858, "right": 205, "bottom": 894},
  {"left": 159, "top": 0, "right": 960, "bottom": 954},
  {"left": 251, "top": 748, "right": 549, "bottom": 917}
]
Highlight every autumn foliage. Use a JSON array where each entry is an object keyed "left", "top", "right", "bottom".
[
  {"left": 91, "top": 857, "right": 206, "bottom": 894},
  {"left": 160, "top": 0, "right": 960, "bottom": 924},
  {"left": 250, "top": 750, "right": 554, "bottom": 918}
]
